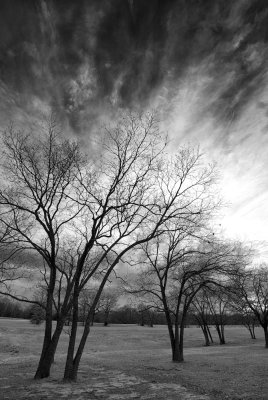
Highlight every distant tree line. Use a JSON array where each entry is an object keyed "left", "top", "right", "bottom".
[
  {"left": 0, "top": 296, "right": 259, "bottom": 330},
  {"left": 0, "top": 297, "right": 29, "bottom": 319}
]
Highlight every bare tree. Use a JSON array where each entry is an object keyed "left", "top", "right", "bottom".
[
  {"left": 59, "top": 113, "right": 167, "bottom": 381},
  {"left": 202, "top": 286, "right": 229, "bottom": 345},
  {"left": 191, "top": 291, "right": 214, "bottom": 346},
  {"left": 99, "top": 288, "right": 119, "bottom": 326},
  {"left": 233, "top": 265, "right": 268, "bottom": 347},
  {"left": 61, "top": 119, "right": 221, "bottom": 381},
  {"left": 229, "top": 294, "right": 258, "bottom": 339},
  {"left": 126, "top": 236, "right": 246, "bottom": 363}
]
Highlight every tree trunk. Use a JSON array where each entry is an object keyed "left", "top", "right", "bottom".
[
  {"left": 215, "top": 324, "right": 225, "bottom": 345},
  {"left": 64, "top": 293, "right": 79, "bottom": 380},
  {"left": 34, "top": 320, "right": 64, "bottom": 379},
  {"left": 104, "top": 311, "right": 109, "bottom": 326},
  {"left": 252, "top": 325, "right": 256, "bottom": 339},
  {"left": 64, "top": 278, "right": 101, "bottom": 382},
  {"left": 201, "top": 324, "right": 210, "bottom": 346},
  {"left": 207, "top": 325, "right": 213, "bottom": 343},
  {"left": 140, "top": 312, "right": 145, "bottom": 326},
  {"left": 264, "top": 325, "right": 268, "bottom": 348},
  {"left": 165, "top": 314, "right": 175, "bottom": 360},
  {"left": 64, "top": 313, "right": 92, "bottom": 381},
  {"left": 248, "top": 325, "right": 256, "bottom": 339},
  {"left": 220, "top": 324, "right": 225, "bottom": 344},
  {"left": 90, "top": 311, "right": 96, "bottom": 326},
  {"left": 63, "top": 246, "right": 119, "bottom": 381},
  {"left": 172, "top": 323, "right": 184, "bottom": 362},
  {"left": 34, "top": 269, "right": 57, "bottom": 379}
]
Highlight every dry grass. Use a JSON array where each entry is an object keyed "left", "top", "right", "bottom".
[{"left": 0, "top": 319, "right": 267, "bottom": 399}]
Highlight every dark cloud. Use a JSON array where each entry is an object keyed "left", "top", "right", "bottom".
[{"left": 1, "top": 0, "right": 268, "bottom": 132}]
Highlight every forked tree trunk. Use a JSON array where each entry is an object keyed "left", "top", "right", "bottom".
[
  {"left": 34, "top": 335, "right": 53, "bottom": 379},
  {"left": 63, "top": 261, "right": 116, "bottom": 382},
  {"left": 64, "top": 271, "right": 102, "bottom": 381},
  {"left": 64, "top": 313, "right": 92, "bottom": 381},
  {"left": 34, "top": 319, "right": 65, "bottom": 379},
  {"left": 34, "top": 269, "right": 75, "bottom": 380},
  {"left": 247, "top": 325, "right": 256, "bottom": 339},
  {"left": 34, "top": 331, "right": 60, "bottom": 379},
  {"left": 34, "top": 269, "right": 57, "bottom": 379}
]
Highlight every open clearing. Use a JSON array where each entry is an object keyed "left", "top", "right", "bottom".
[{"left": 0, "top": 319, "right": 267, "bottom": 399}]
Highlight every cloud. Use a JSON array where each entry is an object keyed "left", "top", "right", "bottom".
[
  {"left": 1, "top": 1, "right": 268, "bottom": 132},
  {"left": 0, "top": 0, "right": 268, "bottom": 248}
]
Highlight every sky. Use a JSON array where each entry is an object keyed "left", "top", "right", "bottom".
[{"left": 0, "top": 0, "right": 268, "bottom": 257}]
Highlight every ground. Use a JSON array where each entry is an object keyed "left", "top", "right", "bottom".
[{"left": 0, "top": 319, "right": 267, "bottom": 399}]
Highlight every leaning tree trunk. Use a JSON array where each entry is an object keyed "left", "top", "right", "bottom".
[
  {"left": 34, "top": 332, "right": 53, "bottom": 379},
  {"left": 64, "top": 261, "right": 116, "bottom": 381},
  {"left": 34, "top": 270, "right": 75, "bottom": 379},
  {"left": 34, "top": 322, "right": 64, "bottom": 379},
  {"left": 194, "top": 314, "right": 211, "bottom": 346},
  {"left": 64, "top": 274, "right": 101, "bottom": 381},
  {"left": 63, "top": 308, "right": 93, "bottom": 381},
  {"left": 247, "top": 324, "right": 256, "bottom": 339},
  {"left": 64, "top": 292, "right": 80, "bottom": 381},
  {"left": 215, "top": 323, "right": 225, "bottom": 345},
  {"left": 207, "top": 324, "right": 213, "bottom": 343},
  {"left": 201, "top": 324, "right": 210, "bottom": 346}
]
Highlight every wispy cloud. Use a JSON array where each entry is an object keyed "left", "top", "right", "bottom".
[{"left": 0, "top": 0, "right": 268, "bottom": 247}]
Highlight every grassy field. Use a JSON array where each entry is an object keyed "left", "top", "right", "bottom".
[{"left": 0, "top": 319, "right": 267, "bottom": 399}]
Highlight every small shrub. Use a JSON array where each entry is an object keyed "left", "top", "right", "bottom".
[{"left": 30, "top": 304, "right": 45, "bottom": 325}]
